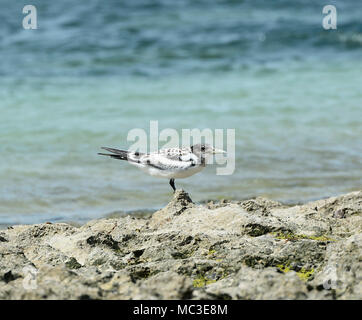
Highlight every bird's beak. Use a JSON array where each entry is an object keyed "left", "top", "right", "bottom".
[{"left": 212, "top": 148, "right": 227, "bottom": 154}]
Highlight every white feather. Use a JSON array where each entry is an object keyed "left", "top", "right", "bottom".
[{"left": 128, "top": 148, "right": 204, "bottom": 179}]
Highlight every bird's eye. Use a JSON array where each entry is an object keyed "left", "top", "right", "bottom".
[{"left": 201, "top": 145, "right": 205, "bottom": 151}]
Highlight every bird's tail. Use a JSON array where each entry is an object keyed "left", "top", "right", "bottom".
[{"left": 98, "top": 147, "right": 129, "bottom": 161}]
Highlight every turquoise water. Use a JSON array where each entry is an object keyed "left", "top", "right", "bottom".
[{"left": 1, "top": 1, "right": 361, "bottom": 226}]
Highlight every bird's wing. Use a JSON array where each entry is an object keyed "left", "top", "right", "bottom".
[
  {"left": 99, "top": 147, "right": 145, "bottom": 162},
  {"left": 139, "top": 151, "right": 198, "bottom": 171},
  {"left": 156, "top": 147, "right": 193, "bottom": 161}
]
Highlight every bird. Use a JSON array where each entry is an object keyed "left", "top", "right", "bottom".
[{"left": 98, "top": 144, "right": 226, "bottom": 192}]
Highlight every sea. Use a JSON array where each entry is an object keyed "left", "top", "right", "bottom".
[{"left": 0, "top": 0, "right": 361, "bottom": 227}]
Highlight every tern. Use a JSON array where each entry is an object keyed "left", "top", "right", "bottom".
[{"left": 98, "top": 144, "right": 226, "bottom": 192}]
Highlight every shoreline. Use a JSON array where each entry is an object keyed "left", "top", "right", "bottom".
[
  {"left": 1, "top": 190, "right": 354, "bottom": 230},
  {"left": 1, "top": 190, "right": 361, "bottom": 300}
]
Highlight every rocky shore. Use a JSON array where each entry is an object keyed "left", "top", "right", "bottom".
[{"left": 0, "top": 190, "right": 361, "bottom": 300}]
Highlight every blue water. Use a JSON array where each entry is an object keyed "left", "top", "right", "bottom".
[{"left": 1, "top": 0, "right": 361, "bottom": 227}]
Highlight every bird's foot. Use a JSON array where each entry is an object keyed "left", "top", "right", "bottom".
[{"left": 169, "top": 178, "right": 176, "bottom": 193}]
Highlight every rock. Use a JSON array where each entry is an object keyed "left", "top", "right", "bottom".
[
  {"left": 0, "top": 190, "right": 361, "bottom": 300},
  {"left": 149, "top": 189, "right": 193, "bottom": 227}
]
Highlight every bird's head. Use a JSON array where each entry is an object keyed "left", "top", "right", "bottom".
[{"left": 191, "top": 144, "right": 226, "bottom": 157}]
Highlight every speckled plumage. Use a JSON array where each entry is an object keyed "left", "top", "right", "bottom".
[{"left": 99, "top": 144, "right": 225, "bottom": 191}]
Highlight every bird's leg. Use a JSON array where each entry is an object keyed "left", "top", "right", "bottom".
[{"left": 169, "top": 179, "right": 176, "bottom": 193}]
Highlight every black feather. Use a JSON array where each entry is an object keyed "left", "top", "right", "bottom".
[
  {"left": 98, "top": 147, "right": 129, "bottom": 161},
  {"left": 101, "top": 147, "right": 128, "bottom": 155}
]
